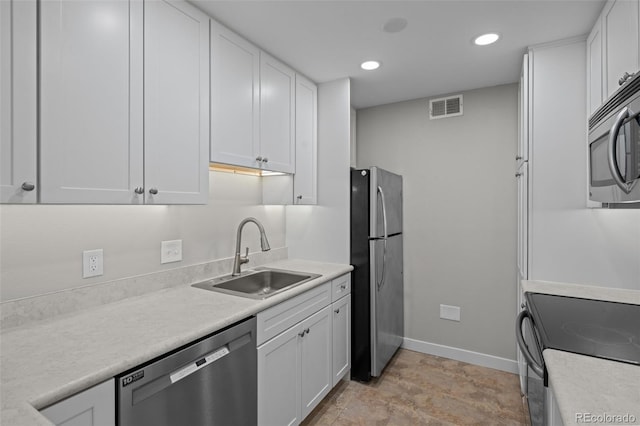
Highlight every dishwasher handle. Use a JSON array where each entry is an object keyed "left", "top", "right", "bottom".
[{"left": 515, "top": 310, "right": 544, "bottom": 378}]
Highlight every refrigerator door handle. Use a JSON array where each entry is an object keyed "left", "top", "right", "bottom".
[{"left": 377, "top": 186, "right": 388, "bottom": 290}]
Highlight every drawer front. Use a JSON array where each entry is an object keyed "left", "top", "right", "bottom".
[
  {"left": 257, "top": 282, "right": 331, "bottom": 346},
  {"left": 331, "top": 274, "right": 351, "bottom": 302}
]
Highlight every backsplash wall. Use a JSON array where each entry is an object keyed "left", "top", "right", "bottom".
[{"left": 0, "top": 171, "right": 286, "bottom": 302}]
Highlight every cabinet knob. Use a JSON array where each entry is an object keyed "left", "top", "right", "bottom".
[
  {"left": 262, "top": 157, "right": 268, "bottom": 163},
  {"left": 149, "top": 188, "right": 159, "bottom": 195},
  {"left": 256, "top": 156, "right": 263, "bottom": 162},
  {"left": 334, "top": 308, "right": 340, "bottom": 314},
  {"left": 21, "top": 182, "right": 35, "bottom": 191},
  {"left": 134, "top": 187, "right": 144, "bottom": 194},
  {"left": 296, "top": 195, "right": 302, "bottom": 200},
  {"left": 515, "top": 172, "right": 522, "bottom": 178},
  {"left": 516, "top": 156, "right": 523, "bottom": 160}
]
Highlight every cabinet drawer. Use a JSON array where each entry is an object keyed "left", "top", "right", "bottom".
[
  {"left": 257, "top": 282, "right": 331, "bottom": 346},
  {"left": 331, "top": 274, "right": 351, "bottom": 302}
]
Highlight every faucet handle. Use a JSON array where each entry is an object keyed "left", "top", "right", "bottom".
[{"left": 240, "top": 247, "right": 250, "bottom": 265}]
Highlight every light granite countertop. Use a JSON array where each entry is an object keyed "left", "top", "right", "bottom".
[
  {"left": 0, "top": 259, "right": 353, "bottom": 426},
  {"left": 522, "top": 280, "right": 640, "bottom": 426}
]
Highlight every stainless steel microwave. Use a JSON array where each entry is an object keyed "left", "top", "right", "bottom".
[{"left": 588, "top": 73, "right": 640, "bottom": 207}]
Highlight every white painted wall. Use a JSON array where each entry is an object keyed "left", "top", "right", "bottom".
[
  {"left": 286, "top": 78, "right": 351, "bottom": 263},
  {"left": 357, "top": 84, "right": 519, "bottom": 360},
  {"left": 528, "top": 40, "right": 640, "bottom": 289},
  {"left": 0, "top": 171, "right": 286, "bottom": 301}
]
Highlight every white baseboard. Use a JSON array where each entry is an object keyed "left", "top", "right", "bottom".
[{"left": 402, "top": 337, "right": 519, "bottom": 374}]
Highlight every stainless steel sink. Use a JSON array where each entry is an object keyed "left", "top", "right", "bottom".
[{"left": 191, "top": 267, "right": 322, "bottom": 299}]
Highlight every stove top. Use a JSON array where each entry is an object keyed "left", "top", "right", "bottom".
[{"left": 525, "top": 293, "right": 640, "bottom": 366}]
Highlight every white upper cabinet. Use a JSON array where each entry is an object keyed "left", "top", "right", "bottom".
[
  {"left": 210, "top": 20, "right": 260, "bottom": 169},
  {"left": 260, "top": 53, "right": 296, "bottom": 174},
  {"left": 209, "top": 22, "right": 295, "bottom": 174},
  {"left": 144, "top": 0, "right": 209, "bottom": 204},
  {"left": 587, "top": 15, "right": 604, "bottom": 115},
  {"left": 294, "top": 74, "right": 318, "bottom": 204},
  {"left": 0, "top": 0, "right": 37, "bottom": 203},
  {"left": 602, "top": 0, "right": 640, "bottom": 98},
  {"left": 39, "top": 0, "right": 145, "bottom": 204}
]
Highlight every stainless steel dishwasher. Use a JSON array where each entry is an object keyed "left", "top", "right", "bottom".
[{"left": 117, "top": 317, "right": 256, "bottom": 426}]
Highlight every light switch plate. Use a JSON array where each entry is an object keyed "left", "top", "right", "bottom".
[
  {"left": 161, "top": 240, "right": 182, "bottom": 264},
  {"left": 440, "top": 304, "right": 461, "bottom": 321}
]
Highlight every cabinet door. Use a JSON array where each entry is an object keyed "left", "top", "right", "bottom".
[
  {"left": 39, "top": 0, "right": 144, "bottom": 204},
  {"left": 516, "top": 162, "right": 528, "bottom": 280},
  {"left": 257, "top": 325, "right": 301, "bottom": 426},
  {"left": 260, "top": 53, "right": 295, "bottom": 174},
  {"left": 144, "top": 0, "right": 209, "bottom": 204},
  {"left": 332, "top": 294, "right": 351, "bottom": 386},
  {"left": 587, "top": 16, "right": 604, "bottom": 115},
  {"left": 1, "top": 0, "right": 37, "bottom": 203},
  {"left": 299, "top": 306, "right": 332, "bottom": 420},
  {"left": 603, "top": 0, "right": 640, "bottom": 97},
  {"left": 294, "top": 74, "right": 318, "bottom": 204},
  {"left": 210, "top": 20, "right": 261, "bottom": 169},
  {"left": 40, "top": 379, "right": 115, "bottom": 426}
]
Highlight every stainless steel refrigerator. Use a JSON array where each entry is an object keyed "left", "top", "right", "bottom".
[{"left": 350, "top": 166, "right": 404, "bottom": 382}]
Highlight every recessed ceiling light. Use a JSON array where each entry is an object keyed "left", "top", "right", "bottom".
[
  {"left": 361, "top": 60, "right": 381, "bottom": 71},
  {"left": 474, "top": 33, "right": 500, "bottom": 46},
  {"left": 383, "top": 17, "right": 408, "bottom": 33}
]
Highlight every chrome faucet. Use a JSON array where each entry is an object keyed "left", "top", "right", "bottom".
[{"left": 232, "top": 217, "right": 271, "bottom": 276}]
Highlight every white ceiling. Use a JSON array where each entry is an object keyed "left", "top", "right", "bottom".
[{"left": 190, "top": 0, "right": 605, "bottom": 109}]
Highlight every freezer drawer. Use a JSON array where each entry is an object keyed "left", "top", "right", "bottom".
[{"left": 117, "top": 317, "right": 257, "bottom": 426}]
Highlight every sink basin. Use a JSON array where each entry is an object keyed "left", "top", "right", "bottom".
[{"left": 191, "top": 267, "right": 322, "bottom": 299}]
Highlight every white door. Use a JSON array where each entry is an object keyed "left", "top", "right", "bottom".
[
  {"left": 299, "top": 306, "right": 332, "bottom": 419},
  {"left": 331, "top": 295, "right": 351, "bottom": 386},
  {"left": 39, "top": 0, "right": 144, "bottom": 204},
  {"left": 210, "top": 21, "right": 261, "bottom": 169},
  {"left": 0, "top": 0, "right": 37, "bottom": 203},
  {"left": 257, "top": 326, "right": 300, "bottom": 426},
  {"left": 260, "top": 53, "right": 295, "bottom": 173},
  {"left": 294, "top": 74, "right": 317, "bottom": 204},
  {"left": 603, "top": 0, "right": 640, "bottom": 97},
  {"left": 144, "top": 0, "right": 209, "bottom": 204}
]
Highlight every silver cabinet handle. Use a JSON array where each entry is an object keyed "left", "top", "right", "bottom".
[
  {"left": 149, "top": 188, "right": 159, "bottom": 195},
  {"left": 21, "top": 182, "right": 35, "bottom": 191},
  {"left": 134, "top": 187, "right": 144, "bottom": 194},
  {"left": 608, "top": 107, "right": 637, "bottom": 194},
  {"left": 298, "top": 328, "right": 310, "bottom": 337}
]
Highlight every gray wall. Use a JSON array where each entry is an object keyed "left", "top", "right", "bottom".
[
  {"left": 356, "top": 84, "right": 518, "bottom": 359},
  {"left": 0, "top": 171, "right": 286, "bottom": 301}
]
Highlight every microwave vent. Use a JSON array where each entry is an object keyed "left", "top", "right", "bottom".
[{"left": 429, "top": 95, "right": 463, "bottom": 119}]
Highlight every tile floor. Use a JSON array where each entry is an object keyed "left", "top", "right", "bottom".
[{"left": 302, "top": 349, "right": 529, "bottom": 425}]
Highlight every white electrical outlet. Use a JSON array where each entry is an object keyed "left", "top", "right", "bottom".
[
  {"left": 83, "top": 249, "right": 104, "bottom": 278},
  {"left": 440, "top": 304, "right": 461, "bottom": 322},
  {"left": 161, "top": 240, "right": 183, "bottom": 264}
]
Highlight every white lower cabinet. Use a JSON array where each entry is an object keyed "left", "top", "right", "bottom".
[
  {"left": 257, "top": 274, "right": 351, "bottom": 426},
  {"left": 40, "top": 379, "right": 115, "bottom": 426},
  {"left": 331, "top": 294, "right": 351, "bottom": 386}
]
